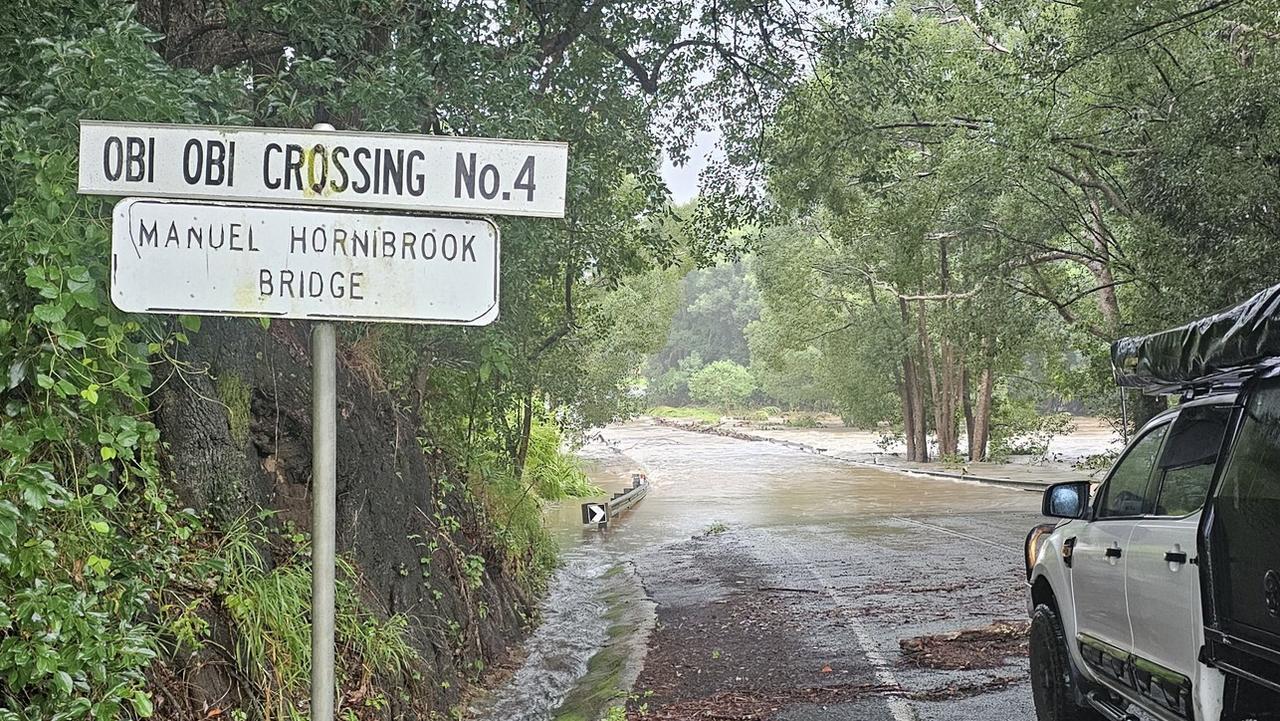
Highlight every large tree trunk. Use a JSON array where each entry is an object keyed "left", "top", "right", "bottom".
[
  {"left": 938, "top": 339, "right": 961, "bottom": 457},
  {"left": 962, "top": 368, "right": 975, "bottom": 452},
  {"left": 967, "top": 336, "right": 997, "bottom": 461},
  {"left": 900, "top": 299, "right": 930, "bottom": 462},
  {"left": 894, "top": 363, "right": 918, "bottom": 462},
  {"left": 971, "top": 365, "right": 994, "bottom": 461},
  {"left": 1085, "top": 194, "right": 1122, "bottom": 334},
  {"left": 918, "top": 301, "right": 961, "bottom": 458}
]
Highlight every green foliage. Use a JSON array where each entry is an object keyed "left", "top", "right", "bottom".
[
  {"left": 687, "top": 360, "right": 756, "bottom": 410},
  {"left": 471, "top": 419, "right": 603, "bottom": 590},
  {"left": 217, "top": 373, "right": 252, "bottom": 445},
  {"left": 745, "top": 225, "right": 902, "bottom": 423},
  {"left": 989, "top": 403, "right": 1077, "bottom": 462},
  {"left": 523, "top": 422, "right": 601, "bottom": 501},
  {"left": 548, "top": 263, "right": 684, "bottom": 430},
  {"left": 215, "top": 523, "right": 417, "bottom": 721},
  {"left": 645, "top": 352, "right": 705, "bottom": 407},
  {"left": 646, "top": 253, "right": 761, "bottom": 389},
  {"left": 0, "top": 4, "right": 229, "bottom": 717},
  {"left": 784, "top": 414, "right": 820, "bottom": 429},
  {"left": 706, "top": 0, "right": 1280, "bottom": 446},
  {"left": 1075, "top": 450, "right": 1121, "bottom": 474},
  {"left": 645, "top": 405, "right": 722, "bottom": 424}
]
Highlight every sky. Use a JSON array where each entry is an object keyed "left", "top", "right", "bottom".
[{"left": 660, "top": 130, "right": 718, "bottom": 205}]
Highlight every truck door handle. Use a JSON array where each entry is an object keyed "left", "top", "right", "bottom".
[
  {"left": 1165, "top": 551, "right": 1188, "bottom": 564},
  {"left": 1105, "top": 547, "right": 1123, "bottom": 559}
]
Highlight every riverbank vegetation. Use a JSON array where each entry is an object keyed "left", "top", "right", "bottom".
[{"left": 645, "top": 1, "right": 1280, "bottom": 465}]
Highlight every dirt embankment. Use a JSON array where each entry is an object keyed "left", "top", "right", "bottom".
[{"left": 152, "top": 318, "right": 535, "bottom": 719}]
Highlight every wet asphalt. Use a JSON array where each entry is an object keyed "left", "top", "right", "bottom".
[{"left": 473, "top": 421, "right": 1049, "bottom": 721}]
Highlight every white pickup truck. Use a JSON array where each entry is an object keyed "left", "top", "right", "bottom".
[{"left": 1025, "top": 284, "right": 1280, "bottom": 721}]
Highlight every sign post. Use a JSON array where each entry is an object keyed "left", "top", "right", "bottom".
[
  {"left": 309, "top": 124, "right": 337, "bottom": 721},
  {"left": 78, "top": 119, "right": 567, "bottom": 721},
  {"left": 311, "top": 319, "right": 336, "bottom": 720}
]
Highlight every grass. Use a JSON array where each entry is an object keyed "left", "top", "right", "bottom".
[
  {"left": 214, "top": 519, "right": 419, "bottom": 721},
  {"left": 480, "top": 420, "right": 600, "bottom": 591},
  {"left": 524, "top": 421, "right": 601, "bottom": 499},
  {"left": 646, "top": 406, "right": 722, "bottom": 423}
]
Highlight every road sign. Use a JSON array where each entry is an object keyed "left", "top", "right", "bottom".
[
  {"left": 79, "top": 121, "right": 568, "bottom": 217},
  {"left": 110, "top": 198, "right": 499, "bottom": 324},
  {"left": 583, "top": 503, "right": 608, "bottom": 525}
]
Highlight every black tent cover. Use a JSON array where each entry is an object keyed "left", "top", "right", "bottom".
[{"left": 1112, "top": 283, "right": 1280, "bottom": 390}]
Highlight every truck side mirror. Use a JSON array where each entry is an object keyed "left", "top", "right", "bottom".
[{"left": 1043, "top": 481, "right": 1091, "bottom": 520}]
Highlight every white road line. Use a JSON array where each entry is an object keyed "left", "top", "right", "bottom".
[
  {"left": 890, "top": 516, "right": 1020, "bottom": 556},
  {"left": 780, "top": 543, "right": 919, "bottom": 721}
]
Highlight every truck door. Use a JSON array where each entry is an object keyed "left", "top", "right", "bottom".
[
  {"left": 1126, "top": 404, "right": 1231, "bottom": 718},
  {"left": 1202, "top": 378, "right": 1280, "bottom": 695},
  {"left": 1072, "top": 420, "right": 1170, "bottom": 683}
]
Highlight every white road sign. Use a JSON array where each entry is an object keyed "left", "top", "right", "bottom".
[
  {"left": 110, "top": 198, "right": 499, "bottom": 324},
  {"left": 80, "top": 121, "right": 568, "bottom": 217},
  {"left": 583, "top": 503, "right": 608, "bottom": 525}
]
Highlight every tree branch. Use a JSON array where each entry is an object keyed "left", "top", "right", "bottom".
[{"left": 1047, "top": 164, "right": 1134, "bottom": 218}]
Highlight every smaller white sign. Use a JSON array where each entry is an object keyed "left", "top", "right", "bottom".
[{"left": 110, "top": 199, "right": 499, "bottom": 324}]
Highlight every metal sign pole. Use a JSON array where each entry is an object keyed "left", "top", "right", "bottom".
[{"left": 310, "top": 124, "right": 337, "bottom": 721}]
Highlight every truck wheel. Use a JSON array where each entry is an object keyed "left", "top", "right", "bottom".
[{"left": 1030, "top": 603, "right": 1104, "bottom": 721}]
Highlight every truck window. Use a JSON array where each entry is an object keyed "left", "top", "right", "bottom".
[
  {"left": 1097, "top": 423, "right": 1168, "bottom": 518},
  {"left": 1211, "top": 381, "right": 1280, "bottom": 637},
  {"left": 1153, "top": 404, "right": 1232, "bottom": 517},
  {"left": 1217, "top": 386, "right": 1280, "bottom": 513}
]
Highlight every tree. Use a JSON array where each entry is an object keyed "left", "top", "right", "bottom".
[
  {"left": 688, "top": 360, "right": 756, "bottom": 410},
  {"left": 0, "top": 0, "right": 825, "bottom": 715},
  {"left": 722, "top": 0, "right": 1280, "bottom": 456}
]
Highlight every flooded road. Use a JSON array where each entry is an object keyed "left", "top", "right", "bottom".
[{"left": 471, "top": 420, "right": 1044, "bottom": 721}]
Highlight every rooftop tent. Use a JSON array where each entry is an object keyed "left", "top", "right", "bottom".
[{"left": 1111, "top": 283, "right": 1280, "bottom": 391}]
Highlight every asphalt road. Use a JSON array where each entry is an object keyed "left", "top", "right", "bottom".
[{"left": 473, "top": 421, "right": 1047, "bottom": 721}]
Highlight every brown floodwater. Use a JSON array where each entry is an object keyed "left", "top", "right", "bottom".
[
  {"left": 471, "top": 420, "right": 1039, "bottom": 721},
  {"left": 547, "top": 420, "right": 1038, "bottom": 552}
]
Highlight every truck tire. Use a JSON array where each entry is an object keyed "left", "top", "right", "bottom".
[{"left": 1030, "top": 603, "right": 1105, "bottom": 721}]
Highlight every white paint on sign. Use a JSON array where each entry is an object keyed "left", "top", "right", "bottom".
[
  {"left": 585, "top": 504, "right": 608, "bottom": 524},
  {"left": 110, "top": 198, "right": 499, "bottom": 324},
  {"left": 79, "top": 121, "right": 568, "bottom": 217}
]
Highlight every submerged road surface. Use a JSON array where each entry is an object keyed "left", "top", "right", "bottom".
[{"left": 471, "top": 421, "right": 1045, "bottom": 721}]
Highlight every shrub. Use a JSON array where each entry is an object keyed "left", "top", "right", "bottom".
[
  {"left": 785, "top": 413, "right": 820, "bottom": 428},
  {"left": 990, "top": 401, "right": 1076, "bottom": 461},
  {"left": 687, "top": 361, "right": 756, "bottom": 410}
]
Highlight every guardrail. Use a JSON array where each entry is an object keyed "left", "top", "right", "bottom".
[{"left": 581, "top": 473, "right": 648, "bottom": 529}]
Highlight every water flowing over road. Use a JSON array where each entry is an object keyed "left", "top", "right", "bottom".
[{"left": 471, "top": 421, "right": 1046, "bottom": 721}]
